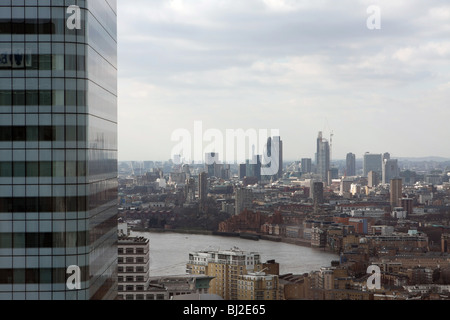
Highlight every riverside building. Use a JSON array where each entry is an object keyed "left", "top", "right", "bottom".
[
  {"left": 118, "top": 236, "right": 150, "bottom": 300},
  {"left": 187, "top": 248, "right": 279, "bottom": 300},
  {"left": 237, "top": 272, "right": 282, "bottom": 300}
]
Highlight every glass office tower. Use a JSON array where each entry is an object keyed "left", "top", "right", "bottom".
[
  {"left": 0, "top": 0, "right": 118, "bottom": 300},
  {"left": 316, "top": 132, "right": 330, "bottom": 183}
]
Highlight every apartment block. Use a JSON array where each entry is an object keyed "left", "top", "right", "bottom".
[
  {"left": 117, "top": 236, "right": 151, "bottom": 300},
  {"left": 237, "top": 272, "right": 281, "bottom": 300},
  {"left": 235, "top": 187, "right": 253, "bottom": 215},
  {"left": 187, "top": 248, "right": 271, "bottom": 300}
]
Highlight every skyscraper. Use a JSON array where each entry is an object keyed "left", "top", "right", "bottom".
[
  {"left": 0, "top": 2, "right": 118, "bottom": 300},
  {"left": 346, "top": 153, "right": 356, "bottom": 176},
  {"left": 316, "top": 132, "right": 330, "bottom": 183},
  {"left": 276, "top": 136, "right": 283, "bottom": 179},
  {"left": 363, "top": 153, "right": 382, "bottom": 177},
  {"left": 246, "top": 155, "right": 261, "bottom": 182},
  {"left": 238, "top": 163, "right": 246, "bottom": 180},
  {"left": 390, "top": 178, "right": 403, "bottom": 208},
  {"left": 312, "top": 181, "right": 324, "bottom": 209},
  {"left": 301, "top": 158, "right": 312, "bottom": 174},
  {"left": 265, "top": 136, "right": 283, "bottom": 180},
  {"left": 382, "top": 158, "right": 400, "bottom": 185}
]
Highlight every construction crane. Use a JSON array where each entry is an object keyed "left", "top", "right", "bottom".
[{"left": 323, "top": 118, "right": 334, "bottom": 163}]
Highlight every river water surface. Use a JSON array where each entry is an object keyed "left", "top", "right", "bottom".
[{"left": 131, "top": 231, "right": 339, "bottom": 276}]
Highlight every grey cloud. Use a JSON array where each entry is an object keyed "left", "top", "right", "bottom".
[{"left": 117, "top": 0, "right": 450, "bottom": 160}]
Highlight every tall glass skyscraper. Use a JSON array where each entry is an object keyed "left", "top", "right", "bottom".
[
  {"left": 346, "top": 152, "right": 356, "bottom": 177},
  {"left": 363, "top": 153, "right": 382, "bottom": 178},
  {"left": 0, "top": 1, "right": 118, "bottom": 300},
  {"left": 316, "top": 132, "right": 330, "bottom": 183}
]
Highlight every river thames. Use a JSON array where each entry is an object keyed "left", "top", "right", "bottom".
[{"left": 131, "top": 231, "right": 339, "bottom": 276}]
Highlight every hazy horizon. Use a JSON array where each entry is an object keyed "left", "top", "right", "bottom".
[
  {"left": 118, "top": 155, "right": 450, "bottom": 164},
  {"left": 117, "top": 0, "right": 450, "bottom": 162}
]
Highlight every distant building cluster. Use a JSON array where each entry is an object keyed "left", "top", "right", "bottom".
[{"left": 117, "top": 131, "right": 450, "bottom": 300}]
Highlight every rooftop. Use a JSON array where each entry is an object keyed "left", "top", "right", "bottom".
[{"left": 118, "top": 236, "right": 149, "bottom": 244}]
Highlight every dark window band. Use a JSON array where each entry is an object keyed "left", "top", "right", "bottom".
[
  {"left": 0, "top": 266, "right": 88, "bottom": 285},
  {"left": 0, "top": 231, "right": 88, "bottom": 249},
  {"left": 0, "top": 19, "right": 55, "bottom": 35},
  {"left": 0, "top": 160, "right": 86, "bottom": 178},
  {"left": 0, "top": 188, "right": 117, "bottom": 213},
  {"left": 0, "top": 159, "right": 117, "bottom": 178},
  {"left": 0, "top": 125, "right": 86, "bottom": 142},
  {"left": 0, "top": 196, "right": 86, "bottom": 213},
  {"left": 0, "top": 90, "right": 85, "bottom": 107}
]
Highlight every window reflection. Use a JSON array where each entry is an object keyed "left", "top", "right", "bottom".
[{"left": 0, "top": 54, "right": 82, "bottom": 70}]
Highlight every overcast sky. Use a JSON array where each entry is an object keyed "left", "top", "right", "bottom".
[{"left": 116, "top": 0, "right": 450, "bottom": 163}]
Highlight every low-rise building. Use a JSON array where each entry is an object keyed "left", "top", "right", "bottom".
[
  {"left": 237, "top": 272, "right": 282, "bottom": 300},
  {"left": 148, "top": 275, "right": 214, "bottom": 299}
]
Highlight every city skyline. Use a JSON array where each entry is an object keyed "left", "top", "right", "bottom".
[
  {"left": 117, "top": 0, "right": 450, "bottom": 161},
  {"left": 1, "top": 0, "right": 449, "bottom": 305}
]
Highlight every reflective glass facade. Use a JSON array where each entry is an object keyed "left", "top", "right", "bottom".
[{"left": 0, "top": 0, "right": 117, "bottom": 300}]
